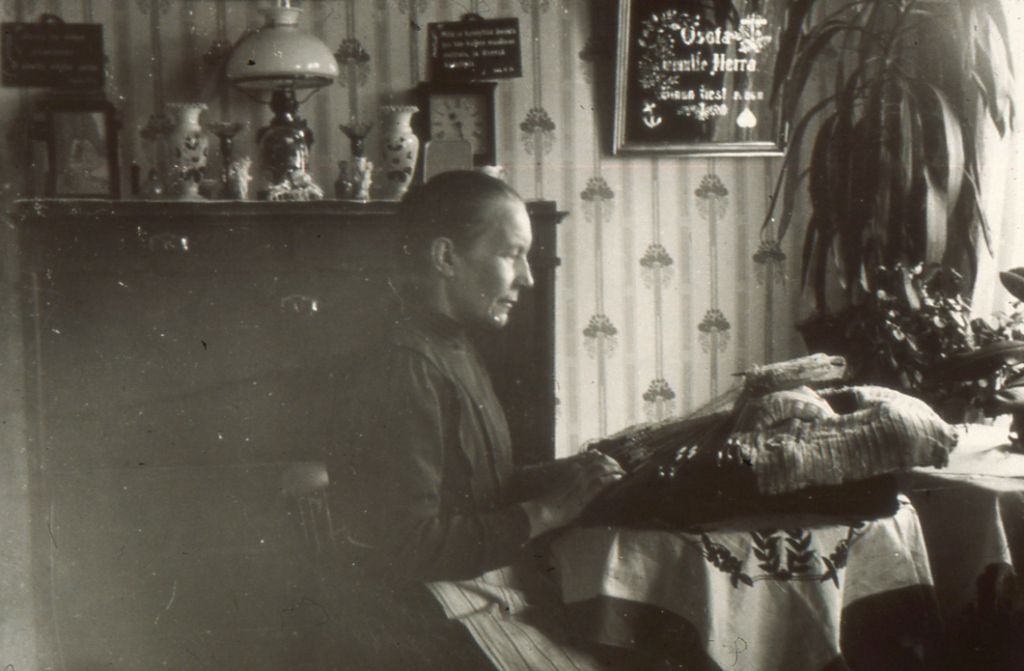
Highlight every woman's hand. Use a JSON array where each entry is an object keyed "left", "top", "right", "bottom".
[
  {"left": 519, "top": 451, "right": 625, "bottom": 538},
  {"left": 512, "top": 451, "right": 601, "bottom": 498}
]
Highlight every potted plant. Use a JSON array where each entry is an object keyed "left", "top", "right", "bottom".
[
  {"left": 936, "top": 268, "right": 1024, "bottom": 443},
  {"left": 762, "top": 0, "right": 1014, "bottom": 319},
  {"left": 801, "top": 262, "right": 1024, "bottom": 422}
]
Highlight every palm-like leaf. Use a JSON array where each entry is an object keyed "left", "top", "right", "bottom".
[
  {"left": 772, "top": 95, "right": 836, "bottom": 242},
  {"left": 919, "top": 83, "right": 964, "bottom": 265},
  {"left": 762, "top": 0, "right": 1014, "bottom": 314},
  {"left": 770, "top": 0, "right": 821, "bottom": 106}
]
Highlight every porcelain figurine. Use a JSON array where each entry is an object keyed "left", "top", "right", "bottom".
[
  {"left": 226, "top": 157, "right": 253, "bottom": 200},
  {"left": 351, "top": 157, "right": 373, "bottom": 201},
  {"left": 335, "top": 157, "right": 373, "bottom": 201}
]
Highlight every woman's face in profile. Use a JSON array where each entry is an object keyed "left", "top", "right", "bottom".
[{"left": 447, "top": 198, "right": 534, "bottom": 329}]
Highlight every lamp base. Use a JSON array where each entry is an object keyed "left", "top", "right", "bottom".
[
  {"left": 257, "top": 89, "right": 323, "bottom": 200},
  {"left": 265, "top": 173, "right": 324, "bottom": 201}
]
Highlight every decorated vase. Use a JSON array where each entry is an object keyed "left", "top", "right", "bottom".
[
  {"left": 167, "top": 103, "right": 210, "bottom": 201},
  {"left": 379, "top": 105, "right": 419, "bottom": 201}
]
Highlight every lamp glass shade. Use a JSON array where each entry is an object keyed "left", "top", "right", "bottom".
[{"left": 226, "top": 7, "right": 339, "bottom": 91}]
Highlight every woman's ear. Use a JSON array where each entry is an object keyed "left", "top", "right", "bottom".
[{"left": 429, "top": 237, "right": 458, "bottom": 278}]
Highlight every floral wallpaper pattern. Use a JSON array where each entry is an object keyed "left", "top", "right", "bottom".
[
  {"left": 641, "top": 160, "right": 676, "bottom": 421},
  {"left": 0, "top": 0, "right": 806, "bottom": 456},
  {"left": 696, "top": 172, "right": 731, "bottom": 397}
]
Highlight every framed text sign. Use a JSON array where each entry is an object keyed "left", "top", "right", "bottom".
[
  {"left": 614, "top": 0, "right": 785, "bottom": 155},
  {"left": 428, "top": 16, "right": 522, "bottom": 81},
  {"left": 2, "top": 19, "right": 104, "bottom": 89}
]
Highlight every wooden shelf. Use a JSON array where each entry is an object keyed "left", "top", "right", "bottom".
[{"left": 11, "top": 198, "right": 562, "bottom": 225}]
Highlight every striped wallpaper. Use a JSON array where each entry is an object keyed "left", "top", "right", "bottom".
[{"left": 0, "top": 0, "right": 807, "bottom": 456}]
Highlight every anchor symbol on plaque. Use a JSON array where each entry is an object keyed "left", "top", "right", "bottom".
[{"left": 642, "top": 101, "right": 663, "bottom": 128}]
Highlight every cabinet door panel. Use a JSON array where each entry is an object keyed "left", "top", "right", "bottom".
[
  {"left": 40, "top": 367, "right": 341, "bottom": 470},
  {"left": 35, "top": 267, "right": 386, "bottom": 470},
  {"left": 42, "top": 465, "right": 323, "bottom": 671}
]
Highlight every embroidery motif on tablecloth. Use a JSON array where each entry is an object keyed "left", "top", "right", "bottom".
[
  {"left": 752, "top": 528, "right": 816, "bottom": 580},
  {"left": 691, "top": 523, "right": 868, "bottom": 588}
]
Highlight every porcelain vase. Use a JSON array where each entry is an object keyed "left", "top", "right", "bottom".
[
  {"left": 168, "top": 103, "right": 210, "bottom": 201},
  {"left": 379, "top": 105, "right": 419, "bottom": 201}
]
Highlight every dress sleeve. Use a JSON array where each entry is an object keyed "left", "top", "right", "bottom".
[{"left": 339, "top": 346, "right": 531, "bottom": 582}]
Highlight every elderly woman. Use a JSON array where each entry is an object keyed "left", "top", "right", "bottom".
[{"left": 330, "top": 171, "right": 625, "bottom": 670}]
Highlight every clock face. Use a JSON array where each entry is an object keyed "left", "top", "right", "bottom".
[{"left": 430, "top": 94, "right": 490, "bottom": 156}]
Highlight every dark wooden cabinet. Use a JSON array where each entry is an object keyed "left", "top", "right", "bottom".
[{"left": 13, "top": 198, "right": 563, "bottom": 670}]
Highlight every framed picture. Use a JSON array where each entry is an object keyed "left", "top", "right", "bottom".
[
  {"left": 614, "top": 0, "right": 786, "bottom": 155},
  {"left": 32, "top": 96, "right": 121, "bottom": 198},
  {"left": 415, "top": 81, "right": 498, "bottom": 168}
]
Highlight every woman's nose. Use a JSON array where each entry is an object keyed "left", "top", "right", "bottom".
[{"left": 515, "top": 257, "right": 534, "bottom": 288}]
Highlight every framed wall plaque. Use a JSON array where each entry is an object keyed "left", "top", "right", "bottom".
[
  {"left": 614, "top": 0, "right": 786, "bottom": 155},
  {"left": 2, "top": 16, "right": 105, "bottom": 89},
  {"left": 30, "top": 96, "right": 121, "bottom": 198},
  {"left": 427, "top": 15, "right": 522, "bottom": 81}
]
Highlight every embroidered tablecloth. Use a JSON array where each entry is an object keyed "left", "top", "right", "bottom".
[
  {"left": 426, "top": 424, "right": 1023, "bottom": 671},
  {"left": 550, "top": 497, "right": 936, "bottom": 671}
]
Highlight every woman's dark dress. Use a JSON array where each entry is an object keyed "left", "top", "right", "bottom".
[{"left": 322, "top": 308, "right": 533, "bottom": 670}]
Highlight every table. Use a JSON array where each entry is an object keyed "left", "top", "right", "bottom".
[
  {"left": 899, "top": 421, "right": 1024, "bottom": 621},
  {"left": 429, "top": 426, "right": 1022, "bottom": 671},
  {"left": 550, "top": 498, "right": 937, "bottom": 671},
  {"left": 429, "top": 500, "right": 939, "bottom": 671}
]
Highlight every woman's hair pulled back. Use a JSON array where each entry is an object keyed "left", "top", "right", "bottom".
[{"left": 394, "top": 170, "right": 523, "bottom": 274}]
